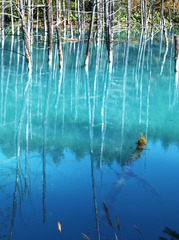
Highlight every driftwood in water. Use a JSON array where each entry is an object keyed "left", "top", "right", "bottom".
[{"left": 175, "top": 35, "right": 179, "bottom": 72}]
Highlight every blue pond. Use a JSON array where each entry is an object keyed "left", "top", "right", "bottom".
[{"left": 0, "top": 28, "right": 179, "bottom": 240}]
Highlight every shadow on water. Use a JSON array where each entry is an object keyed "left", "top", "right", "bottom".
[{"left": 0, "top": 27, "right": 179, "bottom": 239}]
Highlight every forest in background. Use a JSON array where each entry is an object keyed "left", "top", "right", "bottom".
[{"left": 1, "top": 0, "right": 179, "bottom": 26}]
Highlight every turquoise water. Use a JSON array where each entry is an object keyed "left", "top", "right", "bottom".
[{"left": 0, "top": 28, "right": 179, "bottom": 240}]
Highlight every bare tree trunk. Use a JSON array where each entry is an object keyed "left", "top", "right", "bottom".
[
  {"left": 143, "top": 0, "right": 147, "bottom": 27},
  {"left": 127, "top": 0, "right": 131, "bottom": 27},
  {"left": 36, "top": 0, "right": 40, "bottom": 35},
  {"left": 46, "top": 0, "right": 53, "bottom": 64},
  {"left": 1, "top": 0, "right": 5, "bottom": 38},
  {"left": 160, "top": 0, "right": 164, "bottom": 26},
  {"left": 42, "top": 0, "right": 47, "bottom": 36},
  {"left": 17, "top": 0, "right": 20, "bottom": 35},
  {"left": 173, "top": 0, "right": 175, "bottom": 15},
  {"left": 63, "top": 0, "right": 66, "bottom": 39},
  {"left": 27, "top": 0, "right": 31, "bottom": 39},
  {"left": 108, "top": 0, "right": 114, "bottom": 63},
  {"left": 151, "top": 0, "right": 155, "bottom": 27},
  {"left": 56, "top": 0, "right": 63, "bottom": 68},
  {"left": 118, "top": 0, "right": 121, "bottom": 28},
  {"left": 140, "top": 0, "right": 144, "bottom": 27},
  {"left": 168, "top": 7, "right": 172, "bottom": 26},
  {"left": 81, "top": 0, "right": 85, "bottom": 37},
  {"left": 84, "top": 0, "right": 96, "bottom": 66},
  {"left": 104, "top": 0, "right": 114, "bottom": 62},
  {"left": 18, "top": 0, "right": 31, "bottom": 70},
  {"left": 67, "top": 0, "right": 70, "bottom": 25},
  {"left": 175, "top": 35, "right": 179, "bottom": 72},
  {"left": 151, "top": 0, "right": 155, "bottom": 41},
  {"left": 104, "top": 0, "right": 109, "bottom": 51},
  {"left": 70, "top": 21, "right": 73, "bottom": 39},
  {"left": 77, "top": 0, "right": 81, "bottom": 38},
  {"left": 10, "top": 0, "right": 14, "bottom": 35},
  {"left": 31, "top": 0, "right": 34, "bottom": 44},
  {"left": 96, "top": 0, "right": 101, "bottom": 44}
]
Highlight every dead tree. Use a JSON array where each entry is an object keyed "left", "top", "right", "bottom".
[
  {"left": 1, "top": 0, "right": 5, "bottom": 38},
  {"left": 96, "top": 0, "right": 101, "bottom": 44},
  {"left": 151, "top": 0, "right": 155, "bottom": 27},
  {"left": 104, "top": 0, "right": 114, "bottom": 63},
  {"left": 173, "top": 0, "right": 175, "bottom": 15},
  {"left": 10, "top": 0, "right": 14, "bottom": 35},
  {"left": 36, "top": 0, "right": 40, "bottom": 35},
  {"left": 175, "top": 35, "right": 179, "bottom": 72},
  {"left": 109, "top": 0, "right": 114, "bottom": 63},
  {"left": 56, "top": 0, "right": 63, "bottom": 68},
  {"left": 42, "top": 0, "right": 47, "bottom": 36},
  {"left": 118, "top": 0, "right": 121, "bottom": 28},
  {"left": 84, "top": 0, "right": 96, "bottom": 66},
  {"left": 18, "top": 0, "right": 31, "bottom": 70},
  {"left": 81, "top": 0, "right": 85, "bottom": 37},
  {"left": 67, "top": 0, "right": 70, "bottom": 25},
  {"left": 27, "top": 0, "right": 31, "bottom": 40},
  {"left": 62, "top": 0, "right": 66, "bottom": 39},
  {"left": 151, "top": 0, "right": 155, "bottom": 41},
  {"left": 168, "top": 8, "right": 172, "bottom": 26},
  {"left": 104, "top": 0, "right": 109, "bottom": 51},
  {"left": 127, "top": 0, "right": 131, "bottom": 27},
  {"left": 140, "top": 0, "right": 143, "bottom": 27},
  {"left": 143, "top": 0, "right": 147, "bottom": 27},
  {"left": 31, "top": 0, "right": 34, "bottom": 42},
  {"left": 46, "top": 0, "right": 53, "bottom": 64},
  {"left": 77, "top": 0, "right": 81, "bottom": 38},
  {"left": 160, "top": 0, "right": 164, "bottom": 26}
]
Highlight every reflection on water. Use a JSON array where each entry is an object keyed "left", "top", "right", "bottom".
[{"left": 0, "top": 28, "right": 179, "bottom": 240}]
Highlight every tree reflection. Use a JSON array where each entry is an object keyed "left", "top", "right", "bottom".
[
  {"left": 0, "top": 30, "right": 178, "bottom": 239},
  {"left": 160, "top": 227, "right": 179, "bottom": 240}
]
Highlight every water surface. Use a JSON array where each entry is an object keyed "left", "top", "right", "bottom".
[{"left": 0, "top": 28, "right": 179, "bottom": 240}]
